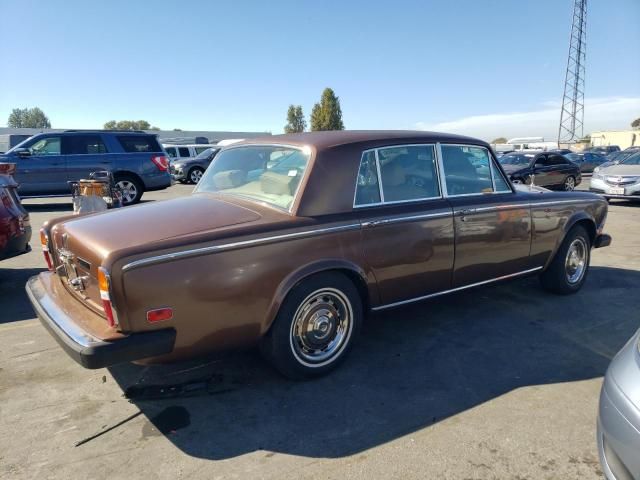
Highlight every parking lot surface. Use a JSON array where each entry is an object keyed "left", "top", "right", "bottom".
[{"left": 1, "top": 183, "right": 639, "bottom": 479}]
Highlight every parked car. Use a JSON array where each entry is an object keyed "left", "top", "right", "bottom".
[
  {"left": 170, "top": 147, "right": 221, "bottom": 184},
  {"left": 0, "top": 130, "right": 171, "bottom": 206},
  {"left": 590, "top": 151, "right": 640, "bottom": 201},
  {"left": 498, "top": 152, "right": 582, "bottom": 190},
  {"left": 27, "top": 131, "right": 611, "bottom": 379},
  {"left": 599, "top": 147, "right": 640, "bottom": 171},
  {"left": 163, "top": 144, "right": 218, "bottom": 163},
  {"left": 549, "top": 148, "right": 573, "bottom": 155},
  {"left": 0, "top": 163, "right": 31, "bottom": 261},
  {"left": 565, "top": 152, "right": 608, "bottom": 173},
  {"left": 586, "top": 145, "right": 620, "bottom": 155},
  {"left": 597, "top": 327, "right": 640, "bottom": 479}
]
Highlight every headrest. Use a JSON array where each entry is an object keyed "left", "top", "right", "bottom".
[
  {"left": 260, "top": 171, "right": 295, "bottom": 195},
  {"left": 212, "top": 170, "right": 246, "bottom": 189}
]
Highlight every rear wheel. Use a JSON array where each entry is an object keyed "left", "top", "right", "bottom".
[
  {"left": 540, "top": 225, "right": 590, "bottom": 294},
  {"left": 260, "top": 272, "right": 363, "bottom": 380},
  {"left": 114, "top": 174, "right": 144, "bottom": 205},
  {"left": 188, "top": 167, "right": 205, "bottom": 184}
]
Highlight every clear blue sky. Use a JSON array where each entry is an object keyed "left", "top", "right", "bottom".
[{"left": 1, "top": 0, "right": 638, "bottom": 140}]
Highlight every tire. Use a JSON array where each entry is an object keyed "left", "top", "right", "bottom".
[
  {"left": 563, "top": 175, "right": 576, "bottom": 191},
  {"left": 260, "top": 272, "right": 363, "bottom": 380},
  {"left": 539, "top": 225, "right": 591, "bottom": 295},
  {"left": 114, "top": 174, "right": 144, "bottom": 205},
  {"left": 187, "top": 167, "right": 205, "bottom": 184}
]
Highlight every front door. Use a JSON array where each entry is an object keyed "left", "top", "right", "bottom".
[
  {"left": 438, "top": 144, "right": 532, "bottom": 287},
  {"left": 14, "top": 135, "right": 67, "bottom": 194},
  {"left": 356, "top": 145, "right": 454, "bottom": 306},
  {"left": 531, "top": 154, "right": 553, "bottom": 187}
]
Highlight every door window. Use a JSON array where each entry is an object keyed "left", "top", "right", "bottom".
[
  {"left": 547, "top": 155, "right": 567, "bottom": 165},
  {"left": 354, "top": 150, "right": 381, "bottom": 206},
  {"left": 195, "top": 146, "right": 210, "bottom": 154},
  {"left": 29, "top": 137, "right": 61, "bottom": 156},
  {"left": 378, "top": 145, "right": 439, "bottom": 202},
  {"left": 64, "top": 135, "right": 108, "bottom": 155},
  {"left": 165, "top": 147, "right": 177, "bottom": 158},
  {"left": 178, "top": 147, "right": 190, "bottom": 157},
  {"left": 440, "top": 145, "right": 493, "bottom": 195}
]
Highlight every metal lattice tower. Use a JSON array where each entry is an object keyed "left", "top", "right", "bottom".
[{"left": 558, "top": 0, "right": 587, "bottom": 145}]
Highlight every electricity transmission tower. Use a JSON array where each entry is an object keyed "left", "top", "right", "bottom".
[{"left": 558, "top": 0, "right": 587, "bottom": 145}]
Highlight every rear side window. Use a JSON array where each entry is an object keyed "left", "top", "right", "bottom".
[
  {"left": 378, "top": 145, "right": 439, "bottom": 202},
  {"left": 65, "top": 135, "right": 108, "bottom": 155},
  {"left": 548, "top": 155, "right": 568, "bottom": 165},
  {"left": 354, "top": 151, "right": 381, "bottom": 206},
  {"left": 116, "top": 135, "right": 161, "bottom": 153},
  {"left": 178, "top": 147, "right": 190, "bottom": 157},
  {"left": 165, "top": 147, "right": 177, "bottom": 158}
]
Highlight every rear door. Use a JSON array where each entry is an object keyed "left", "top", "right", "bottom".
[
  {"left": 14, "top": 135, "right": 67, "bottom": 194},
  {"left": 63, "top": 134, "right": 112, "bottom": 182},
  {"left": 357, "top": 145, "right": 454, "bottom": 306},
  {"left": 546, "top": 154, "right": 573, "bottom": 186}
]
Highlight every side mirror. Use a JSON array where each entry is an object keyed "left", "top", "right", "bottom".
[{"left": 13, "top": 147, "right": 31, "bottom": 158}]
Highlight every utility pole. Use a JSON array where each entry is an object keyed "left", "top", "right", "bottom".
[{"left": 558, "top": 0, "right": 587, "bottom": 145}]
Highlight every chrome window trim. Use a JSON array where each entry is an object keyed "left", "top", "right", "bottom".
[
  {"left": 378, "top": 211, "right": 452, "bottom": 224},
  {"left": 372, "top": 266, "right": 543, "bottom": 311},
  {"left": 353, "top": 143, "right": 442, "bottom": 208},
  {"left": 122, "top": 223, "right": 361, "bottom": 272},
  {"left": 194, "top": 143, "right": 312, "bottom": 215},
  {"left": 439, "top": 143, "right": 515, "bottom": 198}
]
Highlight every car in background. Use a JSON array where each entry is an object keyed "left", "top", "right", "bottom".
[
  {"left": 590, "top": 151, "right": 640, "bottom": 201},
  {"left": 0, "top": 163, "right": 31, "bottom": 261},
  {"left": 565, "top": 152, "right": 608, "bottom": 173},
  {"left": 586, "top": 145, "right": 620, "bottom": 155},
  {"left": 163, "top": 144, "right": 218, "bottom": 163},
  {"left": 549, "top": 148, "right": 573, "bottom": 155},
  {"left": 597, "top": 327, "right": 640, "bottom": 479},
  {"left": 171, "top": 147, "right": 221, "bottom": 184},
  {"left": 0, "top": 130, "right": 170, "bottom": 206},
  {"left": 596, "top": 147, "right": 640, "bottom": 173},
  {"left": 498, "top": 151, "right": 582, "bottom": 190}
]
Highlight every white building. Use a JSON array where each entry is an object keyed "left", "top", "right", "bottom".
[{"left": 590, "top": 130, "right": 640, "bottom": 150}]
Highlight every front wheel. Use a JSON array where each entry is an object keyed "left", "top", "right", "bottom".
[
  {"left": 539, "top": 225, "right": 590, "bottom": 294},
  {"left": 563, "top": 175, "right": 576, "bottom": 191},
  {"left": 260, "top": 272, "right": 363, "bottom": 380}
]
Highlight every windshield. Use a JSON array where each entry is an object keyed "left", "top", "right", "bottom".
[
  {"left": 498, "top": 154, "right": 533, "bottom": 166},
  {"left": 620, "top": 152, "right": 640, "bottom": 166},
  {"left": 194, "top": 145, "right": 311, "bottom": 210},
  {"left": 194, "top": 147, "right": 219, "bottom": 160}
]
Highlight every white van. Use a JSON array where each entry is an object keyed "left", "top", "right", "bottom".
[{"left": 162, "top": 144, "right": 218, "bottom": 162}]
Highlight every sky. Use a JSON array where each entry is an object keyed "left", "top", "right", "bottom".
[{"left": 1, "top": 0, "right": 638, "bottom": 141}]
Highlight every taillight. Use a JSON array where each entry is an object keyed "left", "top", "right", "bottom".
[
  {"left": 151, "top": 155, "right": 169, "bottom": 172},
  {"left": 98, "top": 267, "right": 117, "bottom": 327},
  {"left": 40, "top": 229, "right": 53, "bottom": 271}
]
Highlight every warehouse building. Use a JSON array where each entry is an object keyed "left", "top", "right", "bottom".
[{"left": 590, "top": 130, "right": 639, "bottom": 150}]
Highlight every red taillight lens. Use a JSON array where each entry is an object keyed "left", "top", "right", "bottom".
[
  {"left": 151, "top": 155, "right": 169, "bottom": 172},
  {"left": 98, "top": 267, "right": 117, "bottom": 327},
  {"left": 147, "top": 308, "right": 173, "bottom": 323},
  {"left": 39, "top": 229, "right": 53, "bottom": 271}
]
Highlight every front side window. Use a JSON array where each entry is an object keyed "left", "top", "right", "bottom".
[
  {"left": 165, "top": 147, "right": 177, "bottom": 158},
  {"left": 195, "top": 145, "right": 310, "bottom": 211},
  {"left": 29, "top": 137, "right": 61, "bottom": 156},
  {"left": 378, "top": 145, "right": 439, "bottom": 202},
  {"left": 440, "top": 145, "right": 494, "bottom": 195}
]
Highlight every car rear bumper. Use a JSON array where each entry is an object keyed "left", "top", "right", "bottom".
[
  {"left": 25, "top": 274, "right": 176, "bottom": 369},
  {"left": 0, "top": 225, "right": 32, "bottom": 261}
]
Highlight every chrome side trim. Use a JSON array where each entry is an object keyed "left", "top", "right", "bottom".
[
  {"left": 380, "top": 211, "right": 452, "bottom": 224},
  {"left": 122, "top": 223, "right": 362, "bottom": 272},
  {"left": 371, "top": 266, "right": 543, "bottom": 311}
]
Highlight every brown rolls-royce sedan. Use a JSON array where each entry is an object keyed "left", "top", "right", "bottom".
[{"left": 26, "top": 131, "right": 612, "bottom": 379}]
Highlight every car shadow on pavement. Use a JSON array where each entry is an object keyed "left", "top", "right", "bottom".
[
  {"left": 109, "top": 265, "right": 640, "bottom": 460},
  {"left": 0, "top": 267, "right": 46, "bottom": 323}
]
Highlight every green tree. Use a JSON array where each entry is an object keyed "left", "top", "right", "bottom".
[
  {"left": 8, "top": 107, "right": 51, "bottom": 128},
  {"left": 284, "top": 105, "right": 307, "bottom": 133},
  {"left": 491, "top": 137, "right": 508, "bottom": 144},
  {"left": 632, "top": 118, "right": 640, "bottom": 129},
  {"left": 103, "top": 120, "right": 154, "bottom": 130},
  {"left": 310, "top": 88, "right": 344, "bottom": 131}
]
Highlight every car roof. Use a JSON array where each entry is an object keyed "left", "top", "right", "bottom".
[{"left": 236, "top": 130, "right": 489, "bottom": 152}]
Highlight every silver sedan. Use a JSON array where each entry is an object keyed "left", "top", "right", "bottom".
[{"left": 598, "top": 328, "right": 640, "bottom": 479}]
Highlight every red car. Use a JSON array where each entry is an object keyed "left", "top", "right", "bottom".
[{"left": 0, "top": 163, "right": 31, "bottom": 260}]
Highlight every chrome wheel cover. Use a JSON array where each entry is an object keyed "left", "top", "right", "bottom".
[
  {"left": 564, "top": 176, "right": 575, "bottom": 191},
  {"left": 289, "top": 288, "right": 353, "bottom": 367},
  {"left": 190, "top": 169, "right": 203, "bottom": 183},
  {"left": 116, "top": 180, "right": 138, "bottom": 204},
  {"left": 565, "top": 238, "right": 587, "bottom": 284}
]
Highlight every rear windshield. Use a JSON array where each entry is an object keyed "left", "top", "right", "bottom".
[
  {"left": 116, "top": 135, "right": 161, "bottom": 153},
  {"left": 195, "top": 145, "right": 311, "bottom": 211}
]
